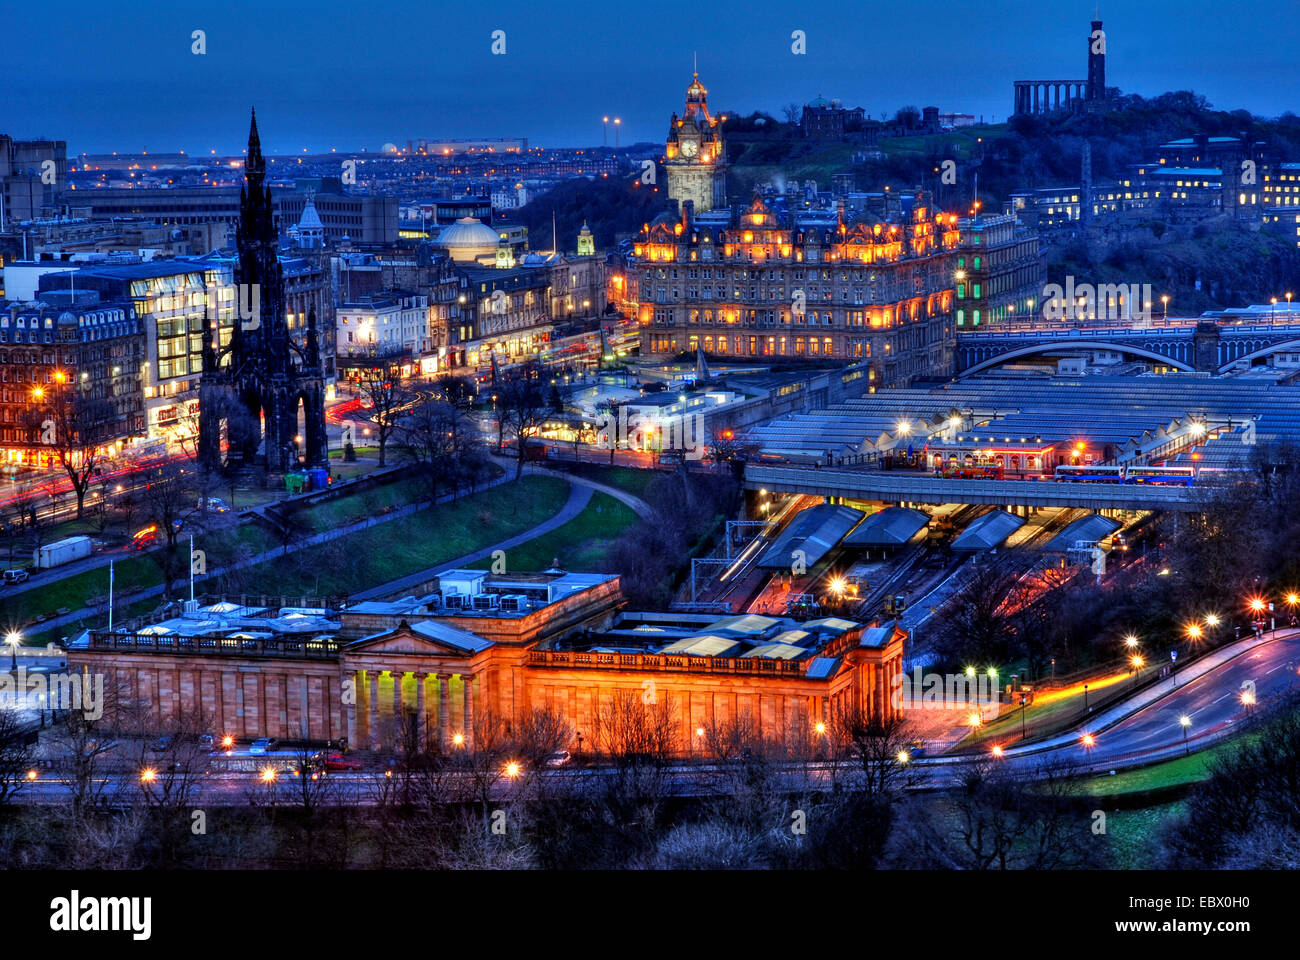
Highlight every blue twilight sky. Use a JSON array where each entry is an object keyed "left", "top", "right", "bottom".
[{"left": 4, "top": 0, "right": 1296, "bottom": 155}]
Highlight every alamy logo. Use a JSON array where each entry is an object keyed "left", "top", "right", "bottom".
[
  {"left": 203, "top": 283, "right": 262, "bottom": 332},
  {"left": 891, "top": 669, "right": 1001, "bottom": 711},
  {"left": 613, "top": 406, "right": 706, "bottom": 460},
  {"left": 50, "top": 891, "right": 151, "bottom": 941},
  {"left": 0, "top": 667, "right": 103, "bottom": 720},
  {"left": 1041, "top": 276, "right": 1153, "bottom": 322}
]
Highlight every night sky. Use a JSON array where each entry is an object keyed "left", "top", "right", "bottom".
[{"left": 6, "top": 0, "right": 1295, "bottom": 155}]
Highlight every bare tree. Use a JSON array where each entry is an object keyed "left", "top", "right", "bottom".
[
  {"left": 0, "top": 709, "right": 36, "bottom": 806},
  {"left": 494, "top": 362, "right": 549, "bottom": 479},
  {"left": 357, "top": 361, "right": 415, "bottom": 467},
  {"left": 139, "top": 462, "right": 201, "bottom": 598},
  {"left": 829, "top": 704, "right": 919, "bottom": 799},
  {"left": 29, "top": 375, "right": 117, "bottom": 519},
  {"left": 397, "top": 395, "right": 489, "bottom": 503}
]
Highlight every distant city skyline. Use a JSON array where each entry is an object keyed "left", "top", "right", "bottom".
[{"left": 7, "top": 0, "right": 1297, "bottom": 154}]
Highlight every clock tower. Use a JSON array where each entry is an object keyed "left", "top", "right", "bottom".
[{"left": 665, "top": 71, "right": 727, "bottom": 213}]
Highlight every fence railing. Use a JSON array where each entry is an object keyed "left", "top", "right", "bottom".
[{"left": 528, "top": 649, "right": 805, "bottom": 676}]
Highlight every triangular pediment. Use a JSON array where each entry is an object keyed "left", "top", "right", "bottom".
[{"left": 345, "top": 620, "right": 491, "bottom": 658}]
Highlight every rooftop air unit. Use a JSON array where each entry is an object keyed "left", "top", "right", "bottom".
[
  {"left": 499, "top": 594, "right": 529, "bottom": 612},
  {"left": 471, "top": 593, "right": 499, "bottom": 611}
]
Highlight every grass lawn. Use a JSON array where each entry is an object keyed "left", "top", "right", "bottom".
[
  {"left": 291, "top": 476, "right": 429, "bottom": 534},
  {"left": 213, "top": 475, "right": 571, "bottom": 597},
  {"left": 0, "top": 519, "right": 282, "bottom": 630},
  {"left": 561, "top": 463, "right": 658, "bottom": 500},
  {"left": 1075, "top": 734, "right": 1260, "bottom": 798},
  {"left": 968, "top": 667, "right": 1159, "bottom": 746},
  {"left": 1, "top": 554, "right": 158, "bottom": 628},
  {"left": 467, "top": 492, "right": 638, "bottom": 573},
  {"left": 1102, "top": 804, "right": 1182, "bottom": 869}
]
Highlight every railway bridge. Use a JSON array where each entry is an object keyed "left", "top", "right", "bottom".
[
  {"left": 955, "top": 319, "right": 1300, "bottom": 377},
  {"left": 744, "top": 465, "right": 1205, "bottom": 512}
]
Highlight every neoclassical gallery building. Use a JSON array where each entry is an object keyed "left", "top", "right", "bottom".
[{"left": 68, "top": 568, "right": 905, "bottom": 755}]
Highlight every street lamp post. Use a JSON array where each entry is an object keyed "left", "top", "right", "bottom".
[
  {"left": 1179, "top": 715, "right": 1191, "bottom": 755},
  {"left": 4, "top": 631, "right": 19, "bottom": 672},
  {"left": 1019, "top": 694, "right": 1027, "bottom": 740}
]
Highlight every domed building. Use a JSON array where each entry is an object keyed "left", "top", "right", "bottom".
[{"left": 436, "top": 217, "right": 503, "bottom": 264}]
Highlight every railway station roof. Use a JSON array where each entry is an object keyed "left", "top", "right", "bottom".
[
  {"left": 744, "top": 374, "right": 1300, "bottom": 462},
  {"left": 951, "top": 510, "right": 1025, "bottom": 551},
  {"left": 1043, "top": 514, "right": 1121, "bottom": 553},
  {"left": 842, "top": 506, "right": 930, "bottom": 547},
  {"left": 756, "top": 504, "right": 865, "bottom": 569}
]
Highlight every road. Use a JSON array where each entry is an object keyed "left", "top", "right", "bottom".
[{"left": 13, "top": 629, "right": 1299, "bottom": 805}]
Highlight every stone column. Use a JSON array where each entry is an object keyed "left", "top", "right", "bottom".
[
  {"left": 439, "top": 674, "right": 451, "bottom": 750},
  {"left": 392, "top": 670, "right": 404, "bottom": 746},
  {"left": 345, "top": 670, "right": 357, "bottom": 751},
  {"left": 414, "top": 672, "right": 427, "bottom": 752},
  {"left": 368, "top": 671, "right": 380, "bottom": 751},
  {"left": 463, "top": 673, "right": 475, "bottom": 747}
]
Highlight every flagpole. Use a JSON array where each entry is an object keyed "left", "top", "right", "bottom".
[
  {"left": 189, "top": 534, "right": 195, "bottom": 603},
  {"left": 108, "top": 559, "right": 114, "bottom": 634}
]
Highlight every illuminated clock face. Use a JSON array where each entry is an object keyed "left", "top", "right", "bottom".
[{"left": 680, "top": 138, "right": 698, "bottom": 158}]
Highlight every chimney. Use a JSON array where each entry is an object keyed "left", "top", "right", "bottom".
[{"left": 681, "top": 199, "right": 695, "bottom": 233}]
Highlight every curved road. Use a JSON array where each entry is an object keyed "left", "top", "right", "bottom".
[{"left": 15, "top": 631, "right": 1300, "bottom": 805}]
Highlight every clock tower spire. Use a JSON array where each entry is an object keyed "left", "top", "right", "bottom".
[{"left": 665, "top": 68, "right": 727, "bottom": 213}]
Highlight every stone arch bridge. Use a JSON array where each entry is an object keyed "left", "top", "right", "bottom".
[{"left": 955, "top": 321, "right": 1300, "bottom": 377}]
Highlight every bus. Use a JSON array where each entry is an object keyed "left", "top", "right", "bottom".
[
  {"left": 1054, "top": 465, "right": 1124, "bottom": 483},
  {"left": 942, "top": 461, "right": 1003, "bottom": 480},
  {"left": 1125, "top": 465, "right": 1197, "bottom": 485}
]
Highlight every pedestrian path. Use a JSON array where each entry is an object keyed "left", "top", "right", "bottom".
[
  {"left": 20, "top": 469, "right": 522, "bottom": 640},
  {"left": 352, "top": 482, "right": 594, "bottom": 600},
  {"left": 488, "top": 454, "right": 655, "bottom": 520}
]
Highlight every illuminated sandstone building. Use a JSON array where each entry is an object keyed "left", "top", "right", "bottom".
[
  {"left": 68, "top": 570, "right": 905, "bottom": 754},
  {"left": 632, "top": 194, "right": 962, "bottom": 386},
  {"left": 665, "top": 72, "right": 727, "bottom": 214}
]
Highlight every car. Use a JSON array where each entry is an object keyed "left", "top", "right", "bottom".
[
  {"left": 311, "top": 751, "right": 362, "bottom": 772},
  {"left": 198, "top": 497, "right": 230, "bottom": 513},
  {"left": 545, "top": 750, "right": 572, "bottom": 767},
  {"left": 129, "top": 525, "right": 158, "bottom": 550},
  {"left": 197, "top": 734, "right": 214, "bottom": 750},
  {"left": 2, "top": 569, "right": 29, "bottom": 585},
  {"left": 148, "top": 736, "right": 173, "bottom": 753},
  {"left": 249, "top": 738, "right": 274, "bottom": 755}
]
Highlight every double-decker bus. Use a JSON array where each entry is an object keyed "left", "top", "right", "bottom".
[{"left": 942, "top": 461, "right": 1004, "bottom": 480}]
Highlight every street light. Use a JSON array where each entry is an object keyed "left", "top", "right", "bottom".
[
  {"left": 1179, "top": 715, "right": 1192, "bottom": 755},
  {"left": 4, "top": 631, "right": 20, "bottom": 671}
]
